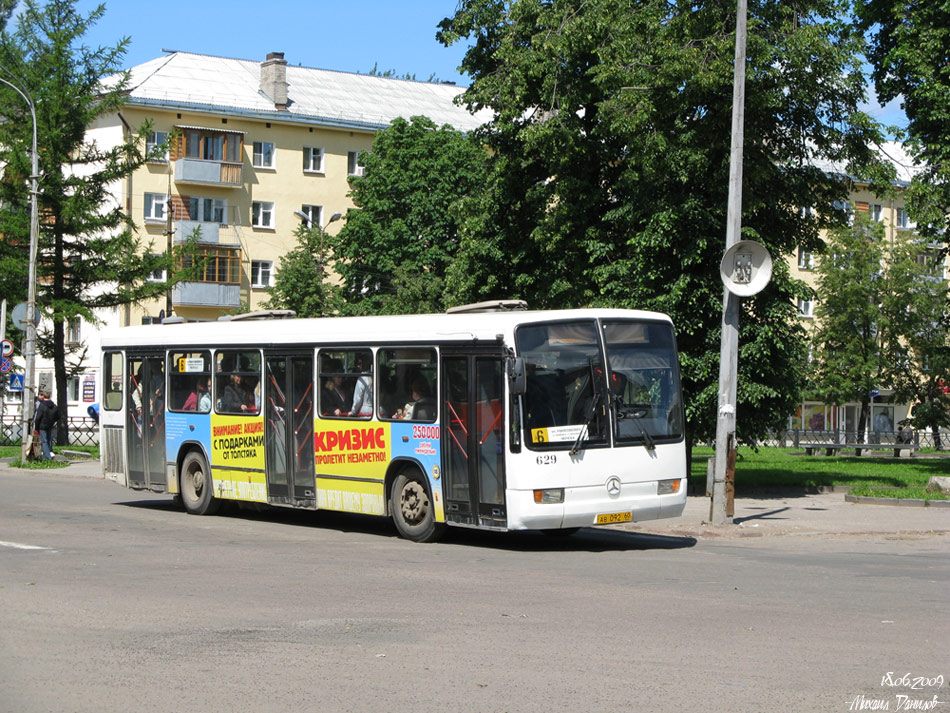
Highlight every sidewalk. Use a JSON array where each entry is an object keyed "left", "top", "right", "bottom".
[
  {"left": 4, "top": 458, "right": 948, "bottom": 539},
  {"left": 616, "top": 491, "right": 950, "bottom": 539}
]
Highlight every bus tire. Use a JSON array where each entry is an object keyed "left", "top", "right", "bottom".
[
  {"left": 180, "top": 451, "right": 219, "bottom": 516},
  {"left": 390, "top": 471, "right": 444, "bottom": 543}
]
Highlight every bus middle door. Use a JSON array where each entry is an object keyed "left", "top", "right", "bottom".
[
  {"left": 264, "top": 353, "right": 316, "bottom": 507},
  {"left": 441, "top": 349, "right": 506, "bottom": 529}
]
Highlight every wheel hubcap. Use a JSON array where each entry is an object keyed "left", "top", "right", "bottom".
[{"left": 400, "top": 482, "right": 427, "bottom": 524}]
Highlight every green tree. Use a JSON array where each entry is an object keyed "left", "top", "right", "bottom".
[
  {"left": 883, "top": 236, "right": 950, "bottom": 448},
  {"left": 809, "top": 213, "right": 890, "bottom": 440},
  {"left": 264, "top": 222, "right": 341, "bottom": 317},
  {"left": 329, "top": 115, "right": 489, "bottom": 315},
  {"left": 0, "top": 0, "right": 169, "bottom": 441},
  {"left": 858, "top": 0, "right": 950, "bottom": 241},
  {"left": 438, "top": 0, "right": 893, "bottom": 445}
]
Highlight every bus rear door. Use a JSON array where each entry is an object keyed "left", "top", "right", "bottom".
[
  {"left": 441, "top": 348, "right": 506, "bottom": 529},
  {"left": 126, "top": 353, "right": 166, "bottom": 492}
]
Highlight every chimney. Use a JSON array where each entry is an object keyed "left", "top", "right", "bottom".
[{"left": 260, "top": 51, "right": 288, "bottom": 110}]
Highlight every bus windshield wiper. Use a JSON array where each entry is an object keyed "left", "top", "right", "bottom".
[
  {"left": 615, "top": 399, "right": 656, "bottom": 451},
  {"left": 569, "top": 391, "right": 602, "bottom": 456}
]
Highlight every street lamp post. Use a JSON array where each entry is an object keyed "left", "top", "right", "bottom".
[{"left": 0, "top": 72, "right": 41, "bottom": 462}]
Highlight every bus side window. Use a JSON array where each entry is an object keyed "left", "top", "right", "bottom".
[
  {"left": 168, "top": 351, "right": 211, "bottom": 412},
  {"left": 103, "top": 352, "right": 123, "bottom": 410},
  {"left": 215, "top": 350, "right": 261, "bottom": 414},
  {"left": 377, "top": 348, "right": 437, "bottom": 422},
  {"left": 318, "top": 348, "right": 372, "bottom": 419}
]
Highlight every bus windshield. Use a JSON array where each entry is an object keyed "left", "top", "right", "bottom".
[
  {"left": 516, "top": 321, "right": 608, "bottom": 449},
  {"left": 602, "top": 320, "right": 683, "bottom": 444}
]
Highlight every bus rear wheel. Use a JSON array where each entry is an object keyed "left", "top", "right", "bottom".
[
  {"left": 180, "top": 451, "right": 219, "bottom": 516},
  {"left": 391, "top": 472, "right": 443, "bottom": 543}
]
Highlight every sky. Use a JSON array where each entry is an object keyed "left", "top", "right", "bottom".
[
  {"left": 71, "top": 0, "right": 904, "bottom": 132},
  {"left": 74, "top": 0, "right": 474, "bottom": 85}
]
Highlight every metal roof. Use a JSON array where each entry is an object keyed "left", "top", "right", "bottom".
[{"left": 117, "top": 52, "right": 491, "bottom": 132}]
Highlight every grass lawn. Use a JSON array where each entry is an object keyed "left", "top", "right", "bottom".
[
  {"left": 0, "top": 443, "right": 100, "bottom": 466},
  {"left": 691, "top": 446, "right": 950, "bottom": 501}
]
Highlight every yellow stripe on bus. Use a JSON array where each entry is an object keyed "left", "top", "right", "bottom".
[
  {"left": 316, "top": 478, "right": 386, "bottom": 516},
  {"left": 213, "top": 469, "right": 268, "bottom": 503}
]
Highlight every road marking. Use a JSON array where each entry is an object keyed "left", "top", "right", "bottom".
[{"left": 0, "top": 540, "right": 54, "bottom": 551}]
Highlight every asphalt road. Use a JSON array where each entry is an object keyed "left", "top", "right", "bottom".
[{"left": 1, "top": 469, "right": 947, "bottom": 713}]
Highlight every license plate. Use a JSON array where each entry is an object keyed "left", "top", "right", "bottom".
[{"left": 596, "top": 511, "right": 632, "bottom": 525}]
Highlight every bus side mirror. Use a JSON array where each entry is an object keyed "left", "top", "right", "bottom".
[{"left": 508, "top": 357, "right": 526, "bottom": 396}]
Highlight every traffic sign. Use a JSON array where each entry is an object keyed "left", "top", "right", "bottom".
[
  {"left": 9, "top": 374, "right": 23, "bottom": 391},
  {"left": 0, "top": 358, "right": 10, "bottom": 373},
  {"left": 11, "top": 302, "right": 40, "bottom": 331},
  {"left": 0, "top": 338, "right": 11, "bottom": 357}
]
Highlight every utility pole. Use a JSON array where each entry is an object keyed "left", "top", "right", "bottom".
[
  {"left": 711, "top": 0, "right": 748, "bottom": 525},
  {"left": 0, "top": 70, "right": 40, "bottom": 462}
]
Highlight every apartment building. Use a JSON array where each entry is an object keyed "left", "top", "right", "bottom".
[
  {"left": 787, "top": 141, "right": 926, "bottom": 437},
  {"left": 16, "top": 50, "right": 488, "bottom": 417}
]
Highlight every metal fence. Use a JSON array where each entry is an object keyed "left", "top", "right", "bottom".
[
  {"left": 0, "top": 416, "right": 99, "bottom": 447},
  {"left": 753, "top": 428, "right": 945, "bottom": 450}
]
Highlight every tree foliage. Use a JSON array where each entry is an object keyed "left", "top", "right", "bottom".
[
  {"left": 0, "top": 0, "right": 169, "bottom": 438},
  {"left": 858, "top": 0, "right": 950, "bottom": 241},
  {"left": 809, "top": 214, "right": 890, "bottom": 438},
  {"left": 329, "top": 116, "right": 489, "bottom": 315},
  {"left": 264, "top": 223, "right": 340, "bottom": 317},
  {"left": 437, "top": 0, "right": 893, "bottom": 444},
  {"left": 883, "top": 237, "right": 950, "bottom": 448}
]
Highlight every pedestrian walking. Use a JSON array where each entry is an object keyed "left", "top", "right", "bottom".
[{"left": 33, "top": 390, "right": 59, "bottom": 461}]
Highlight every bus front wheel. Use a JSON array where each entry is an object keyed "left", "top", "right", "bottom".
[
  {"left": 391, "top": 472, "right": 443, "bottom": 543},
  {"left": 180, "top": 451, "right": 219, "bottom": 516}
]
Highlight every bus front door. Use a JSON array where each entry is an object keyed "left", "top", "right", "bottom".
[
  {"left": 264, "top": 354, "right": 316, "bottom": 507},
  {"left": 441, "top": 351, "right": 506, "bottom": 529},
  {"left": 126, "top": 354, "right": 166, "bottom": 491}
]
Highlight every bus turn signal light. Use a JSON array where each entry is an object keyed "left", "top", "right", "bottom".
[
  {"left": 657, "top": 479, "right": 681, "bottom": 495},
  {"left": 533, "top": 488, "right": 564, "bottom": 504}
]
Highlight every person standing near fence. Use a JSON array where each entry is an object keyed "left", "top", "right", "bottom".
[{"left": 33, "top": 390, "right": 59, "bottom": 461}]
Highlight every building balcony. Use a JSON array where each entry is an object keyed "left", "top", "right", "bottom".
[
  {"left": 173, "top": 220, "right": 241, "bottom": 246},
  {"left": 172, "top": 281, "right": 241, "bottom": 308},
  {"left": 174, "top": 158, "right": 243, "bottom": 187}
]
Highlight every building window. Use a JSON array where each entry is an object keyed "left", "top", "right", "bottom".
[
  {"left": 147, "top": 254, "right": 166, "bottom": 283},
  {"left": 253, "top": 141, "right": 275, "bottom": 169},
  {"left": 178, "top": 246, "right": 241, "bottom": 284},
  {"left": 347, "top": 151, "right": 364, "bottom": 176},
  {"left": 896, "top": 207, "right": 913, "bottom": 229},
  {"left": 303, "top": 146, "right": 324, "bottom": 173},
  {"left": 66, "top": 316, "right": 81, "bottom": 344},
  {"left": 67, "top": 376, "right": 80, "bottom": 402},
  {"left": 797, "top": 247, "right": 813, "bottom": 271},
  {"left": 144, "top": 193, "right": 167, "bottom": 222},
  {"left": 797, "top": 298, "right": 813, "bottom": 318},
  {"left": 299, "top": 204, "right": 322, "bottom": 228},
  {"left": 146, "top": 131, "right": 169, "bottom": 162},
  {"left": 252, "top": 201, "right": 275, "bottom": 229},
  {"left": 871, "top": 203, "right": 883, "bottom": 222},
  {"left": 251, "top": 260, "right": 272, "bottom": 288},
  {"left": 189, "top": 197, "right": 228, "bottom": 224},
  {"left": 185, "top": 129, "right": 242, "bottom": 163}
]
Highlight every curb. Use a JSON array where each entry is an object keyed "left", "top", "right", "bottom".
[{"left": 845, "top": 493, "right": 950, "bottom": 508}]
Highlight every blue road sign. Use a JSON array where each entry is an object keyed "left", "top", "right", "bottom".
[
  {"left": 0, "top": 358, "right": 10, "bottom": 373},
  {"left": 9, "top": 374, "right": 23, "bottom": 391}
]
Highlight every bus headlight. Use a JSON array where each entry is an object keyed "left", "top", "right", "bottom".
[
  {"left": 657, "top": 479, "right": 681, "bottom": 495},
  {"left": 533, "top": 488, "right": 564, "bottom": 504}
]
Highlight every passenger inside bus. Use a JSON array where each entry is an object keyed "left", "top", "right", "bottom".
[
  {"left": 321, "top": 360, "right": 349, "bottom": 416},
  {"left": 221, "top": 373, "right": 256, "bottom": 413}
]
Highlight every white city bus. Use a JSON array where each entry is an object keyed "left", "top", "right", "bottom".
[{"left": 99, "top": 305, "right": 686, "bottom": 541}]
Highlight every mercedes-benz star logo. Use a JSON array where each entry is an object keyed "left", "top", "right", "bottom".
[{"left": 606, "top": 476, "right": 621, "bottom": 497}]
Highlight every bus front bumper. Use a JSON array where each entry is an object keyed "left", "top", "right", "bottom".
[{"left": 507, "top": 480, "right": 687, "bottom": 531}]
